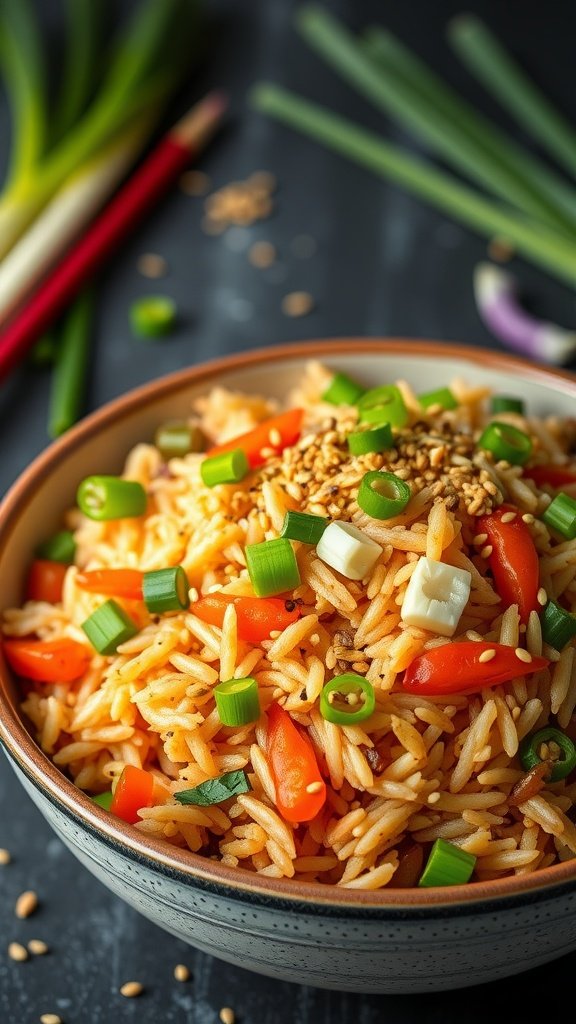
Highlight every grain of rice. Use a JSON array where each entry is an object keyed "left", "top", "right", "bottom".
[
  {"left": 450, "top": 700, "right": 498, "bottom": 793},
  {"left": 8, "top": 942, "right": 28, "bottom": 962},
  {"left": 267, "top": 614, "right": 319, "bottom": 661},
  {"left": 237, "top": 794, "right": 296, "bottom": 858}
]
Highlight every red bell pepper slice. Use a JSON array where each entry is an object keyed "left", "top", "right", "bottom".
[
  {"left": 193, "top": 593, "right": 300, "bottom": 642},
  {"left": 206, "top": 408, "right": 304, "bottom": 469},
  {"left": 26, "top": 560, "right": 68, "bottom": 604},
  {"left": 75, "top": 568, "right": 144, "bottom": 601},
  {"left": 478, "top": 504, "right": 540, "bottom": 623},
  {"left": 267, "top": 703, "right": 326, "bottom": 823},
  {"left": 402, "top": 641, "right": 549, "bottom": 696},
  {"left": 524, "top": 466, "right": 576, "bottom": 489},
  {"left": 110, "top": 765, "right": 155, "bottom": 824},
  {"left": 3, "top": 637, "right": 91, "bottom": 683}
]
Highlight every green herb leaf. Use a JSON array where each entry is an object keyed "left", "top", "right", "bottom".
[{"left": 175, "top": 770, "right": 251, "bottom": 807}]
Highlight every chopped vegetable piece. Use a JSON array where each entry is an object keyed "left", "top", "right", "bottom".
[
  {"left": 154, "top": 421, "right": 205, "bottom": 459},
  {"left": 320, "top": 673, "right": 375, "bottom": 724},
  {"left": 267, "top": 702, "right": 326, "bottom": 823},
  {"left": 357, "top": 384, "right": 408, "bottom": 427},
  {"left": 418, "top": 838, "right": 476, "bottom": 887},
  {"left": 110, "top": 765, "right": 154, "bottom": 824},
  {"left": 478, "top": 504, "right": 539, "bottom": 623},
  {"left": 175, "top": 770, "right": 251, "bottom": 806},
  {"left": 347, "top": 423, "right": 393, "bottom": 455},
  {"left": 540, "top": 600, "right": 576, "bottom": 651},
  {"left": 26, "top": 560, "right": 68, "bottom": 604},
  {"left": 419, "top": 387, "right": 457, "bottom": 411},
  {"left": 519, "top": 727, "right": 576, "bottom": 782},
  {"left": 316, "top": 520, "right": 382, "bottom": 580},
  {"left": 245, "top": 538, "right": 301, "bottom": 597},
  {"left": 401, "top": 557, "right": 471, "bottom": 637},
  {"left": 81, "top": 599, "right": 138, "bottom": 655},
  {"left": 207, "top": 408, "right": 304, "bottom": 469},
  {"left": 542, "top": 492, "right": 576, "bottom": 539},
  {"left": 142, "top": 566, "right": 189, "bottom": 613},
  {"left": 214, "top": 677, "right": 260, "bottom": 726},
  {"left": 200, "top": 448, "right": 249, "bottom": 487},
  {"left": 524, "top": 466, "right": 576, "bottom": 489},
  {"left": 280, "top": 510, "right": 328, "bottom": 545},
  {"left": 477, "top": 421, "right": 532, "bottom": 465},
  {"left": 92, "top": 791, "right": 113, "bottom": 810},
  {"left": 321, "top": 371, "right": 365, "bottom": 405},
  {"left": 36, "top": 529, "right": 76, "bottom": 563},
  {"left": 490, "top": 395, "right": 524, "bottom": 415},
  {"left": 402, "top": 641, "right": 548, "bottom": 695},
  {"left": 357, "top": 470, "right": 410, "bottom": 519},
  {"left": 130, "top": 295, "right": 177, "bottom": 338},
  {"left": 77, "top": 475, "right": 146, "bottom": 520},
  {"left": 193, "top": 593, "right": 300, "bottom": 641},
  {"left": 3, "top": 637, "right": 90, "bottom": 683},
  {"left": 76, "top": 568, "right": 144, "bottom": 600}
]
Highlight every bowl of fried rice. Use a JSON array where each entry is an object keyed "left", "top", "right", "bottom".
[{"left": 2, "top": 338, "right": 576, "bottom": 993}]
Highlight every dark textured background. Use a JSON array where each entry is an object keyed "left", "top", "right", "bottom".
[{"left": 1, "top": 1, "right": 575, "bottom": 1020}]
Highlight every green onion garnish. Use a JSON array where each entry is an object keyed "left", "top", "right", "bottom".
[
  {"left": 519, "top": 727, "right": 576, "bottom": 783},
  {"left": 540, "top": 600, "right": 576, "bottom": 652},
  {"left": 200, "top": 448, "right": 249, "bottom": 487},
  {"left": 477, "top": 421, "right": 532, "bottom": 465},
  {"left": 214, "top": 677, "right": 260, "bottom": 727},
  {"left": 92, "top": 791, "right": 113, "bottom": 810},
  {"left": 418, "top": 838, "right": 476, "bottom": 887},
  {"left": 280, "top": 510, "right": 328, "bottom": 545},
  {"left": 542, "top": 492, "right": 576, "bottom": 539},
  {"left": 130, "top": 295, "right": 177, "bottom": 338},
  {"left": 419, "top": 387, "right": 458, "bottom": 411},
  {"left": 81, "top": 599, "right": 138, "bottom": 655},
  {"left": 142, "top": 566, "right": 190, "bottom": 614},
  {"left": 347, "top": 423, "right": 393, "bottom": 456},
  {"left": 245, "top": 538, "right": 301, "bottom": 597},
  {"left": 154, "top": 421, "right": 205, "bottom": 460},
  {"left": 357, "top": 384, "right": 408, "bottom": 427},
  {"left": 322, "top": 371, "right": 365, "bottom": 405},
  {"left": 490, "top": 395, "right": 525, "bottom": 415},
  {"left": 175, "top": 769, "right": 251, "bottom": 807},
  {"left": 358, "top": 470, "right": 411, "bottom": 519},
  {"left": 76, "top": 475, "right": 147, "bottom": 520},
  {"left": 320, "top": 673, "right": 375, "bottom": 725},
  {"left": 36, "top": 529, "right": 76, "bottom": 563}
]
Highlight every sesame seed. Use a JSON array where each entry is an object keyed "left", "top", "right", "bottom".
[
  {"left": 28, "top": 940, "right": 49, "bottom": 955},
  {"left": 15, "top": 890, "right": 38, "bottom": 919},
  {"left": 472, "top": 533, "right": 488, "bottom": 546},
  {"left": 478, "top": 648, "right": 497, "bottom": 663},
  {"left": 137, "top": 252, "right": 168, "bottom": 279},
  {"left": 306, "top": 781, "right": 323, "bottom": 794},
  {"left": 269, "top": 428, "right": 282, "bottom": 447},
  {"left": 522, "top": 513, "right": 535, "bottom": 524},
  {"left": 480, "top": 544, "right": 493, "bottom": 559},
  {"left": 281, "top": 291, "right": 314, "bottom": 318},
  {"left": 0, "top": 848, "right": 11, "bottom": 865},
  {"left": 173, "top": 964, "right": 190, "bottom": 982},
  {"left": 120, "top": 982, "right": 143, "bottom": 998},
  {"left": 40, "top": 1015, "right": 62, "bottom": 1024},
  {"left": 219, "top": 1008, "right": 236, "bottom": 1024},
  {"left": 351, "top": 826, "right": 364, "bottom": 837},
  {"left": 500, "top": 511, "right": 517, "bottom": 523},
  {"left": 427, "top": 792, "right": 441, "bottom": 804},
  {"left": 8, "top": 942, "right": 28, "bottom": 962},
  {"left": 515, "top": 648, "right": 533, "bottom": 663},
  {"left": 259, "top": 446, "right": 275, "bottom": 459},
  {"left": 537, "top": 587, "right": 548, "bottom": 606},
  {"left": 466, "top": 631, "right": 484, "bottom": 642},
  {"left": 248, "top": 241, "right": 276, "bottom": 268}
]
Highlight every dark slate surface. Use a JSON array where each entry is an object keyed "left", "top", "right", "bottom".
[{"left": 1, "top": 1, "right": 575, "bottom": 1020}]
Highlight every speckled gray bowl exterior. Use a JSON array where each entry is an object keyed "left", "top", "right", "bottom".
[{"left": 3, "top": 341, "right": 576, "bottom": 993}]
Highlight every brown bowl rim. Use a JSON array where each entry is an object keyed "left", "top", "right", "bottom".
[{"left": 2, "top": 336, "right": 576, "bottom": 912}]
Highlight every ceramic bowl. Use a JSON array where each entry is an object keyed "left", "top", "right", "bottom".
[{"left": 2, "top": 339, "right": 576, "bottom": 994}]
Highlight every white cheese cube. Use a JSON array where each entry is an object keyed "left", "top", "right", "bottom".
[
  {"left": 316, "top": 521, "right": 383, "bottom": 581},
  {"left": 401, "top": 556, "right": 471, "bottom": 636}
]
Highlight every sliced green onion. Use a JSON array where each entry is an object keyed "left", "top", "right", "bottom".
[
  {"left": 540, "top": 600, "right": 576, "bottom": 652},
  {"left": 81, "top": 598, "right": 138, "bottom": 655},
  {"left": 92, "top": 791, "right": 113, "bottom": 810},
  {"left": 542, "top": 492, "right": 576, "bottom": 540},
  {"left": 175, "top": 769, "right": 251, "bottom": 806},
  {"left": 418, "top": 838, "right": 476, "bottom": 887},
  {"left": 419, "top": 387, "right": 458, "bottom": 411},
  {"left": 519, "top": 727, "right": 576, "bottom": 782},
  {"left": 347, "top": 423, "right": 393, "bottom": 456},
  {"left": 154, "top": 421, "right": 205, "bottom": 459},
  {"left": 490, "top": 395, "right": 525, "bottom": 415},
  {"left": 214, "top": 677, "right": 260, "bottom": 726},
  {"left": 280, "top": 510, "right": 328, "bottom": 545},
  {"left": 36, "top": 529, "right": 76, "bottom": 563},
  {"left": 477, "top": 421, "right": 532, "bottom": 465},
  {"left": 130, "top": 295, "right": 177, "bottom": 338},
  {"left": 322, "top": 371, "right": 365, "bottom": 405},
  {"left": 357, "top": 385, "right": 408, "bottom": 427},
  {"left": 320, "top": 673, "right": 375, "bottom": 725},
  {"left": 77, "top": 475, "right": 147, "bottom": 520},
  {"left": 200, "top": 448, "right": 249, "bottom": 487},
  {"left": 142, "top": 566, "right": 189, "bottom": 613},
  {"left": 245, "top": 538, "right": 301, "bottom": 597},
  {"left": 358, "top": 471, "right": 411, "bottom": 519}
]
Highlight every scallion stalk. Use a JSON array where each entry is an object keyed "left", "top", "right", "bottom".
[{"left": 48, "top": 289, "right": 94, "bottom": 438}]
